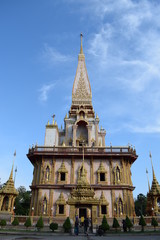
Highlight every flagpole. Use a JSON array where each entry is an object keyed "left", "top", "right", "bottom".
[{"left": 13, "top": 150, "right": 17, "bottom": 184}]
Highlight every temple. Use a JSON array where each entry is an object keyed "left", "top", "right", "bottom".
[
  {"left": 146, "top": 153, "right": 160, "bottom": 216},
  {"left": 0, "top": 164, "right": 18, "bottom": 214},
  {"left": 27, "top": 35, "right": 138, "bottom": 230}
]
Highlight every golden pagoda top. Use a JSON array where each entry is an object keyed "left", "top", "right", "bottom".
[
  {"left": 72, "top": 34, "right": 92, "bottom": 105},
  {"left": 0, "top": 164, "right": 18, "bottom": 195}
]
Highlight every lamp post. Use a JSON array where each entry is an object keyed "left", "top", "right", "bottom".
[
  {"left": 114, "top": 208, "right": 116, "bottom": 217},
  {"left": 32, "top": 207, "right": 34, "bottom": 217},
  {"left": 152, "top": 207, "right": 154, "bottom": 216}
]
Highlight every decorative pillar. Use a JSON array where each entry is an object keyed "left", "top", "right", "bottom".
[
  {"left": 87, "top": 125, "right": 92, "bottom": 147},
  {"left": 52, "top": 158, "right": 55, "bottom": 184},
  {"left": 101, "top": 133, "right": 106, "bottom": 147},
  {"left": 95, "top": 123, "right": 99, "bottom": 147},
  {"left": 71, "top": 157, "right": 75, "bottom": 184},
  {"left": 90, "top": 157, "right": 94, "bottom": 184},
  {"left": 73, "top": 125, "right": 77, "bottom": 147},
  {"left": 111, "top": 190, "right": 115, "bottom": 217},
  {"left": 69, "top": 205, "right": 75, "bottom": 222},
  {"left": 92, "top": 205, "right": 97, "bottom": 228},
  {"left": 109, "top": 160, "right": 113, "bottom": 185}
]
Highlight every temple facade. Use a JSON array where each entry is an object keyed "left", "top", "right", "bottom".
[{"left": 27, "top": 36, "right": 137, "bottom": 228}]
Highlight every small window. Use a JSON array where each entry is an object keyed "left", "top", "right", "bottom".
[
  {"left": 59, "top": 205, "right": 64, "bottom": 214},
  {"left": 100, "top": 173, "right": 105, "bottom": 181},
  {"left": 61, "top": 173, "right": 65, "bottom": 181},
  {"left": 101, "top": 205, "right": 107, "bottom": 214},
  {"left": 69, "top": 141, "right": 72, "bottom": 146}
]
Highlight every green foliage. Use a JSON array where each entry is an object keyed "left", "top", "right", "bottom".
[
  {"left": 50, "top": 222, "right": 58, "bottom": 232},
  {"left": 101, "top": 215, "right": 110, "bottom": 232},
  {"left": 0, "top": 219, "right": 7, "bottom": 227},
  {"left": 24, "top": 217, "right": 32, "bottom": 228},
  {"left": 36, "top": 216, "right": 44, "bottom": 230},
  {"left": 63, "top": 217, "right": 72, "bottom": 233},
  {"left": 12, "top": 217, "right": 19, "bottom": 226},
  {"left": 125, "top": 216, "right": 133, "bottom": 231},
  {"left": 112, "top": 217, "right": 120, "bottom": 231},
  {"left": 139, "top": 215, "right": 146, "bottom": 232},
  {"left": 134, "top": 194, "right": 147, "bottom": 216},
  {"left": 151, "top": 217, "right": 158, "bottom": 231},
  {"left": 15, "top": 186, "right": 31, "bottom": 215}
]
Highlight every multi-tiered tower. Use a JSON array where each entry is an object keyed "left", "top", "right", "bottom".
[{"left": 27, "top": 35, "right": 137, "bottom": 229}]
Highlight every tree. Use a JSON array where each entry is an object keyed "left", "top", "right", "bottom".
[
  {"left": 125, "top": 216, "right": 133, "bottom": 232},
  {"left": 50, "top": 222, "right": 58, "bottom": 232},
  {"left": 36, "top": 216, "right": 44, "bottom": 231},
  {"left": 151, "top": 217, "right": 158, "bottom": 231},
  {"left": 15, "top": 186, "right": 31, "bottom": 215},
  {"left": 139, "top": 215, "right": 146, "bottom": 232},
  {"left": 24, "top": 217, "right": 32, "bottom": 228},
  {"left": 63, "top": 217, "right": 72, "bottom": 233},
  {"left": 112, "top": 217, "right": 120, "bottom": 232},
  {"left": 134, "top": 194, "right": 147, "bottom": 216},
  {"left": 101, "top": 215, "right": 110, "bottom": 232}
]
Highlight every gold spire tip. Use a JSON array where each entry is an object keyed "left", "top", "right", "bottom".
[{"left": 80, "top": 33, "right": 83, "bottom": 54}]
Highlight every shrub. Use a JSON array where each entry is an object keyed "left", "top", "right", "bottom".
[
  {"left": 12, "top": 217, "right": 19, "bottom": 226},
  {"left": 50, "top": 222, "right": 58, "bottom": 232},
  {"left": 63, "top": 217, "right": 72, "bottom": 233},
  {"left": 151, "top": 217, "right": 158, "bottom": 231},
  {"left": 139, "top": 215, "right": 146, "bottom": 232},
  {"left": 24, "top": 217, "right": 32, "bottom": 228},
  {"left": 36, "top": 216, "right": 44, "bottom": 230},
  {"left": 0, "top": 219, "right": 7, "bottom": 227},
  {"left": 101, "top": 215, "right": 110, "bottom": 232},
  {"left": 112, "top": 217, "right": 120, "bottom": 232},
  {"left": 125, "top": 216, "right": 133, "bottom": 232}
]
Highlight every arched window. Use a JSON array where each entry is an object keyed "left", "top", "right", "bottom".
[
  {"left": 43, "top": 197, "right": 47, "bottom": 215},
  {"left": 46, "top": 166, "right": 50, "bottom": 182}
]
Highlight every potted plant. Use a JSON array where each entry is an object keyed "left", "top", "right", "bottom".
[
  {"left": 151, "top": 217, "right": 158, "bottom": 231},
  {"left": 139, "top": 215, "right": 146, "bottom": 232},
  {"left": 50, "top": 222, "right": 58, "bottom": 232},
  {"left": 125, "top": 216, "right": 133, "bottom": 232},
  {"left": 24, "top": 217, "right": 32, "bottom": 229},
  {"left": 36, "top": 216, "right": 44, "bottom": 231},
  {"left": 0, "top": 219, "right": 7, "bottom": 228},
  {"left": 112, "top": 217, "right": 120, "bottom": 232},
  {"left": 12, "top": 217, "right": 19, "bottom": 226},
  {"left": 63, "top": 217, "right": 72, "bottom": 233},
  {"left": 101, "top": 215, "right": 110, "bottom": 232}
]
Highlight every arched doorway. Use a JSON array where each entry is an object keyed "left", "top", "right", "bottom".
[
  {"left": 2, "top": 196, "right": 9, "bottom": 211},
  {"left": 76, "top": 120, "right": 88, "bottom": 146}
]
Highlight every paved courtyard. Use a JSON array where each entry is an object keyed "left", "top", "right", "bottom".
[{"left": 1, "top": 234, "right": 160, "bottom": 240}]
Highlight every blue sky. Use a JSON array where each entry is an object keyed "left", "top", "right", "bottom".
[{"left": 0, "top": 0, "right": 160, "bottom": 198}]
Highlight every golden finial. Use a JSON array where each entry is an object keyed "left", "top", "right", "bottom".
[
  {"left": 47, "top": 120, "right": 50, "bottom": 125},
  {"left": 80, "top": 33, "right": 83, "bottom": 54},
  {"left": 146, "top": 168, "right": 150, "bottom": 191},
  {"left": 149, "top": 151, "right": 156, "bottom": 180},
  {"left": 55, "top": 121, "right": 57, "bottom": 126},
  {"left": 65, "top": 113, "right": 68, "bottom": 119},
  {"left": 52, "top": 114, "right": 55, "bottom": 124}
]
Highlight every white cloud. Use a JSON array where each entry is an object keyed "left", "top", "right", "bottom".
[
  {"left": 83, "top": 0, "right": 160, "bottom": 133},
  {"left": 38, "top": 83, "right": 55, "bottom": 102},
  {"left": 42, "top": 43, "right": 73, "bottom": 66}
]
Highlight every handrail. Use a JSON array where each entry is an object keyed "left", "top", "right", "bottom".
[{"left": 28, "top": 145, "right": 136, "bottom": 155}]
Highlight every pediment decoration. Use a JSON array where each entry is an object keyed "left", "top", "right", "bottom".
[
  {"left": 58, "top": 161, "right": 68, "bottom": 173},
  {"left": 72, "top": 70, "right": 92, "bottom": 103}
]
